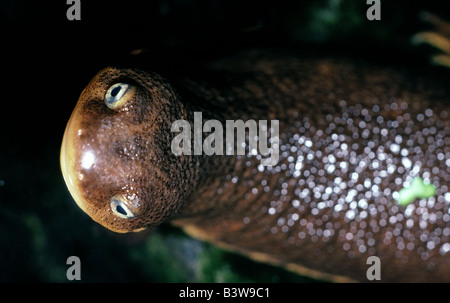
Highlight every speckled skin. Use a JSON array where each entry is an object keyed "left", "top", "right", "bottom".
[{"left": 61, "top": 50, "right": 450, "bottom": 282}]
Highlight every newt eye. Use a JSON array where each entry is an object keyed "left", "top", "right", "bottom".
[
  {"left": 105, "top": 83, "right": 132, "bottom": 110},
  {"left": 110, "top": 195, "right": 136, "bottom": 219}
]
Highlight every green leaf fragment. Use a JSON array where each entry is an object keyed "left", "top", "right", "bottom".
[
  {"left": 397, "top": 187, "right": 417, "bottom": 206},
  {"left": 396, "top": 177, "right": 436, "bottom": 206}
]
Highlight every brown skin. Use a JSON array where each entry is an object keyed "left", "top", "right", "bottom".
[{"left": 61, "top": 50, "right": 450, "bottom": 282}]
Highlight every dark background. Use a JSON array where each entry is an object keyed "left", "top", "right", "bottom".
[{"left": 0, "top": 0, "right": 448, "bottom": 282}]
